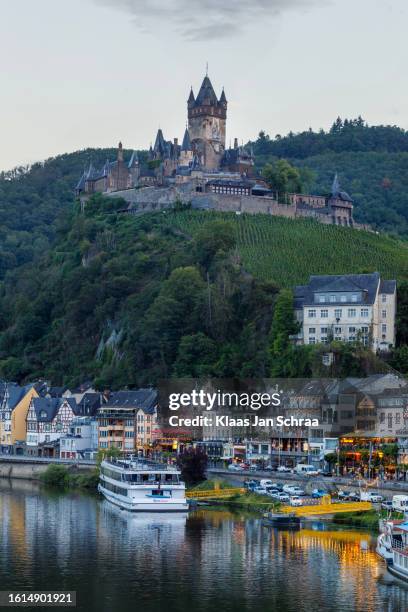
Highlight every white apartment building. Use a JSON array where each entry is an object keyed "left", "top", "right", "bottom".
[{"left": 294, "top": 272, "right": 396, "bottom": 352}]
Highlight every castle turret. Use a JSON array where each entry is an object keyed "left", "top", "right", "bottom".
[
  {"left": 187, "top": 74, "right": 227, "bottom": 170},
  {"left": 179, "top": 126, "right": 193, "bottom": 167},
  {"left": 127, "top": 150, "right": 140, "bottom": 188}
]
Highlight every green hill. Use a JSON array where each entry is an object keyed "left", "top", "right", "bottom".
[
  {"left": 0, "top": 201, "right": 406, "bottom": 387},
  {"left": 161, "top": 211, "right": 408, "bottom": 287},
  {"left": 253, "top": 119, "right": 408, "bottom": 237}
]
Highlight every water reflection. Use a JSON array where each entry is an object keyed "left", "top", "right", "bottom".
[{"left": 0, "top": 480, "right": 408, "bottom": 612}]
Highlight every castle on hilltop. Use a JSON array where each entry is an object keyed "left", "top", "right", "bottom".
[{"left": 75, "top": 73, "right": 359, "bottom": 229}]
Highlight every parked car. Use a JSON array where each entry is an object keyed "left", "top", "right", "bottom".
[
  {"left": 244, "top": 479, "right": 258, "bottom": 490},
  {"left": 277, "top": 465, "right": 291, "bottom": 472},
  {"left": 312, "top": 489, "right": 327, "bottom": 499},
  {"left": 228, "top": 464, "right": 244, "bottom": 472},
  {"left": 253, "top": 486, "right": 269, "bottom": 495},
  {"left": 290, "top": 486, "right": 305, "bottom": 496},
  {"left": 271, "top": 492, "right": 290, "bottom": 503},
  {"left": 320, "top": 470, "right": 333, "bottom": 477},
  {"left": 283, "top": 484, "right": 296, "bottom": 494},
  {"left": 338, "top": 490, "right": 351, "bottom": 500},
  {"left": 361, "top": 492, "right": 383, "bottom": 503},
  {"left": 289, "top": 496, "right": 303, "bottom": 507},
  {"left": 295, "top": 464, "right": 320, "bottom": 476},
  {"left": 271, "top": 482, "right": 283, "bottom": 492},
  {"left": 260, "top": 479, "right": 274, "bottom": 489},
  {"left": 381, "top": 500, "right": 393, "bottom": 511}
]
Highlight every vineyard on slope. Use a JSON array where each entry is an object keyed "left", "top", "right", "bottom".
[{"left": 161, "top": 211, "right": 408, "bottom": 287}]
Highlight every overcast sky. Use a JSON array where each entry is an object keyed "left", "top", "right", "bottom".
[{"left": 0, "top": 0, "right": 407, "bottom": 170}]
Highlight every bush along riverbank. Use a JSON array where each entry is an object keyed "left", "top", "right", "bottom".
[
  {"left": 332, "top": 509, "right": 404, "bottom": 531},
  {"left": 40, "top": 465, "right": 99, "bottom": 490},
  {"left": 188, "top": 479, "right": 280, "bottom": 512}
]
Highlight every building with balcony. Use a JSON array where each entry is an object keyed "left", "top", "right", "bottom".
[
  {"left": 294, "top": 272, "right": 396, "bottom": 352},
  {"left": 97, "top": 389, "right": 158, "bottom": 454}
]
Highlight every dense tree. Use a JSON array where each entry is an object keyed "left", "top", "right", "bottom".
[{"left": 176, "top": 448, "right": 208, "bottom": 485}]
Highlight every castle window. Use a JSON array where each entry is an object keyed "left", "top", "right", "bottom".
[
  {"left": 320, "top": 309, "right": 328, "bottom": 318},
  {"left": 334, "top": 309, "right": 342, "bottom": 318},
  {"left": 348, "top": 308, "right": 356, "bottom": 317},
  {"left": 361, "top": 308, "right": 369, "bottom": 317}
]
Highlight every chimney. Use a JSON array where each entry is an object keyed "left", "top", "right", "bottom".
[
  {"left": 117, "top": 141, "right": 124, "bottom": 162},
  {"left": 234, "top": 138, "right": 239, "bottom": 149}
]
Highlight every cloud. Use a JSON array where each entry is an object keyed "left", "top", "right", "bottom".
[{"left": 93, "top": 0, "right": 328, "bottom": 41}]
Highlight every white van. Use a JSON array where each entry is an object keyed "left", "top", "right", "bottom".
[
  {"left": 295, "top": 464, "right": 320, "bottom": 476},
  {"left": 260, "top": 479, "right": 274, "bottom": 489},
  {"left": 392, "top": 495, "right": 408, "bottom": 513}
]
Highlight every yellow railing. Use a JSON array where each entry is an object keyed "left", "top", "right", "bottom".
[
  {"left": 281, "top": 498, "right": 372, "bottom": 516},
  {"left": 186, "top": 487, "right": 245, "bottom": 499}
]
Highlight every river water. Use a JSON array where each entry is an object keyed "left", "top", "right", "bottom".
[{"left": 0, "top": 480, "right": 407, "bottom": 612}]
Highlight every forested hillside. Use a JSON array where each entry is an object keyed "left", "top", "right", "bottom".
[
  {"left": 1, "top": 118, "right": 408, "bottom": 284},
  {"left": 253, "top": 118, "right": 408, "bottom": 236},
  {"left": 0, "top": 147, "right": 132, "bottom": 278},
  {"left": 0, "top": 199, "right": 406, "bottom": 388}
]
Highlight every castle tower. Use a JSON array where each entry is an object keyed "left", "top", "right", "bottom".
[{"left": 187, "top": 75, "right": 227, "bottom": 170}]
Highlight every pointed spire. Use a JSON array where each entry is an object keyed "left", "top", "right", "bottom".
[
  {"left": 128, "top": 150, "right": 139, "bottom": 168},
  {"left": 181, "top": 127, "right": 192, "bottom": 151},
  {"left": 117, "top": 141, "right": 124, "bottom": 162},
  {"left": 188, "top": 87, "right": 195, "bottom": 107},
  {"left": 196, "top": 75, "right": 218, "bottom": 106},
  {"left": 85, "top": 160, "right": 95, "bottom": 180},
  {"left": 331, "top": 172, "right": 340, "bottom": 197},
  {"left": 154, "top": 128, "right": 166, "bottom": 155},
  {"left": 219, "top": 87, "right": 227, "bottom": 105}
]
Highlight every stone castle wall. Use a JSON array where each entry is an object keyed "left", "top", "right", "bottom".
[{"left": 105, "top": 186, "right": 368, "bottom": 229}]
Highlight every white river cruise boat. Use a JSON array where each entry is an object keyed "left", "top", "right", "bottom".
[
  {"left": 98, "top": 458, "right": 189, "bottom": 512},
  {"left": 377, "top": 518, "right": 408, "bottom": 582}
]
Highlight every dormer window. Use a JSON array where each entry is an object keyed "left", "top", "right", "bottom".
[{"left": 40, "top": 410, "right": 47, "bottom": 419}]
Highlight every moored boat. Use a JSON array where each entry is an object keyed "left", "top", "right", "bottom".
[
  {"left": 262, "top": 512, "right": 301, "bottom": 528},
  {"left": 377, "top": 518, "right": 408, "bottom": 581},
  {"left": 98, "top": 458, "right": 189, "bottom": 512}
]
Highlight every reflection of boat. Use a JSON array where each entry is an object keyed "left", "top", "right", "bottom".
[
  {"left": 377, "top": 518, "right": 408, "bottom": 581},
  {"left": 262, "top": 512, "right": 301, "bottom": 528},
  {"left": 98, "top": 458, "right": 188, "bottom": 512},
  {"left": 101, "top": 500, "right": 188, "bottom": 529}
]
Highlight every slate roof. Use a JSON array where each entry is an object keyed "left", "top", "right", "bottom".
[
  {"left": 76, "top": 392, "right": 102, "bottom": 416},
  {"left": 294, "top": 272, "right": 392, "bottom": 308},
  {"left": 4, "top": 383, "right": 34, "bottom": 411},
  {"left": 181, "top": 128, "right": 191, "bottom": 151},
  {"left": 379, "top": 279, "right": 397, "bottom": 294},
  {"left": 103, "top": 389, "right": 157, "bottom": 414},
  {"left": 330, "top": 173, "right": 353, "bottom": 203},
  {"left": 128, "top": 151, "right": 139, "bottom": 168},
  {"left": 219, "top": 88, "right": 227, "bottom": 104},
  {"left": 33, "top": 397, "right": 78, "bottom": 422},
  {"left": 221, "top": 146, "right": 254, "bottom": 167},
  {"left": 195, "top": 76, "right": 219, "bottom": 106},
  {"left": 75, "top": 171, "right": 86, "bottom": 192}
]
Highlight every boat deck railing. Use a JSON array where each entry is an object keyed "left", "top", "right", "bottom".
[{"left": 104, "top": 457, "right": 179, "bottom": 472}]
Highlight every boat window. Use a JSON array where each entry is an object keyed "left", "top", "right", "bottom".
[{"left": 142, "top": 474, "right": 149, "bottom": 482}]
